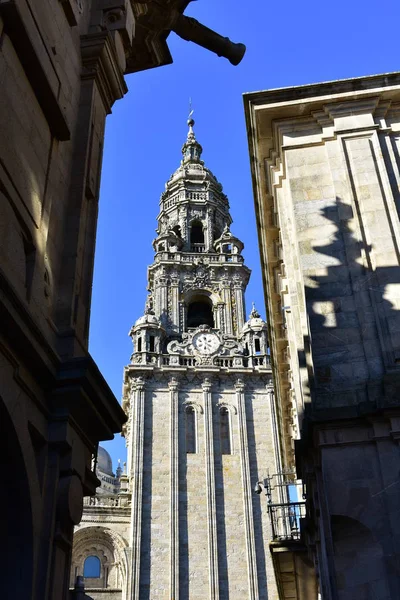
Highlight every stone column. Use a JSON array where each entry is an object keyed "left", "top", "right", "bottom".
[
  {"left": 202, "top": 377, "right": 219, "bottom": 599},
  {"left": 217, "top": 302, "right": 225, "bottom": 334},
  {"left": 169, "top": 377, "right": 180, "bottom": 599},
  {"left": 157, "top": 274, "right": 169, "bottom": 328},
  {"left": 129, "top": 376, "right": 146, "bottom": 600},
  {"left": 170, "top": 277, "right": 180, "bottom": 333},
  {"left": 234, "top": 282, "right": 246, "bottom": 332},
  {"left": 222, "top": 286, "right": 233, "bottom": 335},
  {"left": 235, "top": 379, "right": 259, "bottom": 600}
]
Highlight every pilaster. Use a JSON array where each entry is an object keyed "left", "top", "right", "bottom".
[
  {"left": 235, "top": 378, "right": 259, "bottom": 600},
  {"left": 169, "top": 376, "right": 180, "bottom": 599},
  {"left": 202, "top": 377, "right": 219, "bottom": 600},
  {"left": 129, "top": 376, "right": 146, "bottom": 600}
]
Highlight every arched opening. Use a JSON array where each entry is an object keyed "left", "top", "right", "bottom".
[
  {"left": 84, "top": 555, "right": 101, "bottom": 578},
  {"left": 187, "top": 297, "right": 214, "bottom": 328},
  {"left": 185, "top": 406, "right": 196, "bottom": 453},
  {"left": 220, "top": 407, "right": 231, "bottom": 455},
  {"left": 190, "top": 220, "right": 204, "bottom": 251},
  {"left": 172, "top": 225, "right": 182, "bottom": 238}
]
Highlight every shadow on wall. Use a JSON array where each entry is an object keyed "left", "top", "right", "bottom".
[
  {"left": 301, "top": 197, "right": 400, "bottom": 411},
  {"left": 331, "top": 515, "right": 391, "bottom": 600}
]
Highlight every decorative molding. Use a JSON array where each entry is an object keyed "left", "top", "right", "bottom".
[
  {"left": 217, "top": 400, "right": 237, "bottom": 415},
  {"left": 182, "top": 399, "right": 204, "bottom": 414}
]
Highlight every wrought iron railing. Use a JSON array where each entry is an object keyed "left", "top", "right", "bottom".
[{"left": 268, "top": 501, "right": 306, "bottom": 541}]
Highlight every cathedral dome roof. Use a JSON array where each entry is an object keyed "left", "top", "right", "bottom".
[{"left": 97, "top": 446, "right": 113, "bottom": 476}]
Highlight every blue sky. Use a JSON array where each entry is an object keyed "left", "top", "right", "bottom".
[{"left": 90, "top": 0, "right": 399, "bottom": 469}]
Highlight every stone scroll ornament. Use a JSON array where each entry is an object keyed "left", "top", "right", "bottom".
[{"left": 167, "top": 325, "right": 244, "bottom": 365}]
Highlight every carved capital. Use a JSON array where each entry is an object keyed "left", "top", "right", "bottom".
[
  {"left": 168, "top": 376, "right": 180, "bottom": 391},
  {"left": 201, "top": 376, "right": 213, "bottom": 392},
  {"left": 133, "top": 376, "right": 146, "bottom": 391},
  {"left": 234, "top": 378, "right": 245, "bottom": 393}
]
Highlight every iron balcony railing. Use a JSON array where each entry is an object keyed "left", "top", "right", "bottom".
[{"left": 268, "top": 501, "right": 306, "bottom": 541}]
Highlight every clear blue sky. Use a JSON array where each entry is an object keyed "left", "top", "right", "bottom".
[{"left": 90, "top": 0, "right": 400, "bottom": 469}]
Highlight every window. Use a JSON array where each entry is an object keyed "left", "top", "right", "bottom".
[
  {"left": 190, "top": 221, "right": 204, "bottom": 245},
  {"left": 185, "top": 406, "right": 196, "bottom": 453},
  {"left": 149, "top": 335, "right": 155, "bottom": 352},
  {"left": 187, "top": 298, "right": 214, "bottom": 328},
  {"left": 172, "top": 225, "right": 182, "bottom": 238},
  {"left": 84, "top": 556, "right": 101, "bottom": 578},
  {"left": 254, "top": 338, "right": 261, "bottom": 354},
  {"left": 220, "top": 408, "right": 231, "bottom": 455},
  {"left": 137, "top": 337, "right": 142, "bottom": 352}
]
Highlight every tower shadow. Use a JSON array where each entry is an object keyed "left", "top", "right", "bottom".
[{"left": 302, "top": 197, "right": 400, "bottom": 412}]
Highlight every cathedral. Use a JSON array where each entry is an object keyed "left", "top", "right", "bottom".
[{"left": 71, "top": 120, "right": 283, "bottom": 599}]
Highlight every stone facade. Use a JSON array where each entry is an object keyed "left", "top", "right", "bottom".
[
  {"left": 0, "top": 1, "right": 246, "bottom": 598},
  {"left": 72, "top": 122, "right": 282, "bottom": 599},
  {"left": 244, "top": 73, "right": 400, "bottom": 599}
]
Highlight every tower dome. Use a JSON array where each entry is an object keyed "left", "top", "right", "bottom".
[{"left": 241, "top": 303, "right": 268, "bottom": 335}]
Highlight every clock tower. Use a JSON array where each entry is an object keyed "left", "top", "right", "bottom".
[
  {"left": 71, "top": 120, "right": 282, "bottom": 600},
  {"left": 122, "top": 118, "right": 280, "bottom": 600}
]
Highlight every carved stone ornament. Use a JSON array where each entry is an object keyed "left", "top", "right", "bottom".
[{"left": 167, "top": 325, "right": 244, "bottom": 366}]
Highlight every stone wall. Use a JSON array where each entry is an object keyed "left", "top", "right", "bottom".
[
  {"left": 244, "top": 73, "right": 400, "bottom": 600},
  {"left": 0, "top": 2, "right": 191, "bottom": 598},
  {"left": 126, "top": 373, "right": 279, "bottom": 600}
]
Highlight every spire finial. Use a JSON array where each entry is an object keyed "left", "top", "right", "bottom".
[
  {"left": 182, "top": 100, "right": 202, "bottom": 163},
  {"left": 187, "top": 98, "right": 195, "bottom": 135},
  {"left": 250, "top": 302, "right": 260, "bottom": 319}
]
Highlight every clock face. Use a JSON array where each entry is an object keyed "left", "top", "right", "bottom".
[{"left": 193, "top": 332, "right": 220, "bottom": 355}]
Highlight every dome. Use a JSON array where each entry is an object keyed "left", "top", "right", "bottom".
[
  {"left": 241, "top": 305, "right": 268, "bottom": 335},
  {"left": 97, "top": 446, "right": 113, "bottom": 476},
  {"left": 134, "top": 312, "right": 161, "bottom": 328}
]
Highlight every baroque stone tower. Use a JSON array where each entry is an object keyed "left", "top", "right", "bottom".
[{"left": 72, "top": 120, "right": 280, "bottom": 600}]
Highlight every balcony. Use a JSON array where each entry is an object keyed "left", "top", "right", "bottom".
[
  {"left": 131, "top": 352, "right": 271, "bottom": 370},
  {"left": 190, "top": 243, "right": 206, "bottom": 253},
  {"left": 83, "top": 494, "right": 131, "bottom": 508},
  {"left": 153, "top": 251, "right": 245, "bottom": 264},
  {"left": 267, "top": 500, "right": 318, "bottom": 600},
  {"left": 269, "top": 501, "right": 306, "bottom": 541}
]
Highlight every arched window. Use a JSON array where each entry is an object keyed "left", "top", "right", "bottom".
[
  {"left": 172, "top": 225, "right": 182, "bottom": 238},
  {"left": 137, "top": 337, "right": 142, "bottom": 352},
  {"left": 190, "top": 221, "right": 204, "bottom": 249},
  {"left": 185, "top": 406, "right": 196, "bottom": 454},
  {"left": 220, "top": 407, "right": 231, "bottom": 455},
  {"left": 187, "top": 297, "right": 214, "bottom": 328},
  {"left": 84, "top": 556, "right": 101, "bottom": 578}
]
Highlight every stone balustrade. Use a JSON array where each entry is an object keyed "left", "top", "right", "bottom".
[{"left": 83, "top": 495, "right": 131, "bottom": 508}]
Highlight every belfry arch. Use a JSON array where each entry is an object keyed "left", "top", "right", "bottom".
[{"left": 183, "top": 289, "right": 220, "bottom": 330}]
